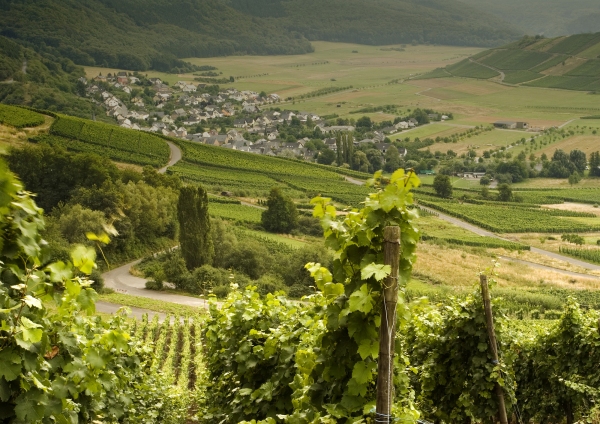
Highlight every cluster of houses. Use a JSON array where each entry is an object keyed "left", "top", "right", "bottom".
[{"left": 81, "top": 72, "right": 418, "bottom": 161}]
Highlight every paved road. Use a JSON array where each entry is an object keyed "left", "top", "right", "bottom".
[
  {"left": 158, "top": 141, "right": 182, "bottom": 174},
  {"left": 102, "top": 261, "right": 209, "bottom": 308},
  {"left": 497, "top": 256, "right": 600, "bottom": 280}
]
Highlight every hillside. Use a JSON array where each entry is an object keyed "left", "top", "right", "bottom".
[
  {"left": 228, "top": 0, "right": 520, "bottom": 47},
  {"left": 0, "top": 36, "right": 92, "bottom": 116},
  {"left": 458, "top": 0, "right": 600, "bottom": 37},
  {"left": 419, "top": 33, "right": 600, "bottom": 92},
  {"left": 0, "top": 0, "right": 518, "bottom": 73}
]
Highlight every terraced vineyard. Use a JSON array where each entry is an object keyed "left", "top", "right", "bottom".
[
  {"left": 0, "top": 104, "right": 45, "bottom": 128},
  {"left": 424, "top": 32, "right": 600, "bottom": 92},
  {"left": 49, "top": 115, "right": 170, "bottom": 167}
]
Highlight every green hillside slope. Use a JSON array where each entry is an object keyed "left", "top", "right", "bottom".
[
  {"left": 457, "top": 0, "right": 600, "bottom": 37},
  {"left": 0, "top": 0, "right": 518, "bottom": 73},
  {"left": 419, "top": 33, "right": 600, "bottom": 92},
  {"left": 0, "top": 36, "right": 92, "bottom": 116},
  {"left": 228, "top": 0, "right": 520, "bottom": 47}
]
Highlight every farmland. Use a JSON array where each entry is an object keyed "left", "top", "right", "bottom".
[
  {"left": 0, "top": 105, "right": 45, "bottom": 128},
  {"left": 49, "top": 115, "right": 170, "bottom": 167}
]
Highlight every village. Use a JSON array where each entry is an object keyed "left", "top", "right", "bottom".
[{"left": 82, "top": 72, "right": 444, "bottom": 162}]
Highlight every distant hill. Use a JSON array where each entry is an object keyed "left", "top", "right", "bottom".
[
  {"left": 228, "top": 0, "right": 520, "bottom": 47},
  {"left": 418, "top": 33, "right": 600, "bottom": 92},
  {"left": 0, "top": 0, "right": 519, "bottom": 73},
  {"left": 458, "top": 0, "right": 600, "bottom": 37}
]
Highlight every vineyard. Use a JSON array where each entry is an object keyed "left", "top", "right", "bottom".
[
  {"left": 503, "top": 70, "right": 543, "bottom": 84},
  {"left": 131, "top": 314, "right": 204, "bottom": 392},
  {"left": 418, "top": 199, "right": 600, "bottom": 233},
  {"left": 49, "top": 115, "right": 170, "bottom": 167},
  {"left": 567, "top": 59, "right": 600, "bottom": 77},
  {"left": 559, "top": 245, "right": 600, "bottom": 264},
  {"left": 480, "top": 49, "right": 551, "bottom": 70},
  {"left": 175, "top": 140, "right": 369, "bottom": 180},
  {"left": 446, "top": 59, "right": 499, "bottom": 79},
  {"left": 547, "top": 33, "right": 600, "bottom": 55},
  {"left": 422, "top": 233, "right": 530, "bottom": 250},
  {"left": 0, "top": 104, "right": 45, "bottom": 128},
  {"left": 208, "top": 201, "right": 263, "bottom": 223},
  {"left": 36, "top": 134, "right": 169, "bottom": 167}
]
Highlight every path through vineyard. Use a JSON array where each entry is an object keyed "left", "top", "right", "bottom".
[{"left": 158, "top": 141, "right": 182, "bottom": 174}]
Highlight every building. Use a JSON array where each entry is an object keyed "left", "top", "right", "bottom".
[{"left": 494, "top": 121, "right": 528, "bottom": 129}]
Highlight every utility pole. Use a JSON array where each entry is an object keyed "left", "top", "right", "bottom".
[
  {"left": 376, "top": 226, "right": 401, "bottom": 424},
  {"left": 480, "top": 274, "right": 509, "bottom": 424}
]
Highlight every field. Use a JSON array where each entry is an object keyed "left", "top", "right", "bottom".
[
  {"left": 0, "top": 105, "right": 45, "bottom": 128},
  {"left": 480, "top": 49, "right": 551, "bottom": 70},
  {"left": 503, "top": 70, "right": 543, "bottom": 84}
]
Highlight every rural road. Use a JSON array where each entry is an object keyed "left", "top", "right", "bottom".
[
  {"left": 102, "top": 261, "right": 209, "bottom": 308},
  {"left": 158, "top": 141, "right": 182, "bottom": 174},
  {"left": 417, "top": 205, "right": 600, "bottom": 274}
]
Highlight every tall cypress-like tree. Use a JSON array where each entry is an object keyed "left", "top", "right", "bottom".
[
  {"left": 261, "top": 187, "right": 298, "bottom": 234},
  {"left": 589, "top": 151, "right": 600, "bottom": 177},
  {"left": 336, "top": 133, "right": 343, "bottom": 166},
  {"left": 177, "top": 185, "right": 214, "bottom": 270}
]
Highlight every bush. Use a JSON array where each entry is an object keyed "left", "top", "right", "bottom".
[{"left": 145, "top": 279, "right": 163, "bottom": 290}]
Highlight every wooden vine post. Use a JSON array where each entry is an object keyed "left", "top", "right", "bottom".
[
  {"left": 479, "top": 274, "right": 509, "bottom": 424},
  {"left": 376, "top": 226, "right": 401, "bottom": 423}
]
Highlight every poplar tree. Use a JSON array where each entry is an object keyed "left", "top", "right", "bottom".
[
  {"left": 336, "top": 133, "right": 343, "bottom": 166},
  {"left": 177, "top": 185, "right": 214, "bottom": 270}
]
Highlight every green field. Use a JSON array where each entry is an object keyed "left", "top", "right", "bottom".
[
  {"left": 503, "top": 70, "right": 543, "bottom": 84},
  {"left": 480, "top": 49, "right": 551, "bottom": 70},
  {"left": 447, "top": 59, "right": 499, "bottom": 79},
  {"left": 0, "top": 105, "right": 45, "bottom": 128}
]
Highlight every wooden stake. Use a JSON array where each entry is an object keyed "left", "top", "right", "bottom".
[
  {"left": 376, "top": 226, "right": 401, "bottom": 423},
  {"left": 480, "top": 274, "right": 509, "bottom": 424}
]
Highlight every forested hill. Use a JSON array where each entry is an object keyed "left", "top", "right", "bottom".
[
  {"left": 0, "top": 36, "right": 91, "bottom": 116},
  {"left": 0, "top": 0, "right": 519, "bottom": 72},
  {"left": 228, "top": 0, "right": 521, "bottom": 47}
]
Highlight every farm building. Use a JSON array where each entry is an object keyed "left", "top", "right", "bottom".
[{"left": 493, "top": 121, "right": 528, "bottom": 129}]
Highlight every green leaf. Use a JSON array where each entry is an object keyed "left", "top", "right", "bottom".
[
  {"left": 46, "top": 261, "right": 72, "bottom": 282},
  {"left": 86, "top": 232, "right": 111, "bottom": 244},
  {"left": 357, "top": 339, "right": 379, "bottom": 360},
  {"left": 352, "top": 360, "right": 373, "bottom": 385},
  {"left": 87, "top": 349, "right": 106, "bottom": 369},
  {"left": 348, "top": 284, "right": 375, "bottom": 314},
  {"left": 361, "top": 263, "right": 391, "bottom": 281},
  {"left": 71, "top": 245, "right": 96, "bottom": 275},
  {"left": 0, "top": 349, "right": 22, "bottom": 381},
  {"left": 23, "top": 295, "right": 42, "bottom": 309}
]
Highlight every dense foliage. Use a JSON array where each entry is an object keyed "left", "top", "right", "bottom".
[
  {"left": 0, "top": 36, "right": 92, "bottom": 116},
  {"left": 0, "top": 160, "right": 186, "bottom": 422},
  {"left": 200, "top": 169, "right": 422, "bottom": 422}
]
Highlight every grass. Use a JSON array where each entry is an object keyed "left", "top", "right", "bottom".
[
  {"left": 237, "top": 228, "right": 309, "bottom": 249},
  {"left": 99, "top": 292, "right": 206, "bottom": 315}
]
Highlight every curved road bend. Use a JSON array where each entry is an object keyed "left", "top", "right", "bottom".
[{"left": 158, "top": 141, "right": 182, "bottom": 174}]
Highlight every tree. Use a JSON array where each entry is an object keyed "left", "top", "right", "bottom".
[
  {"left": 568, "top": 171, "right": 581, "bottom": 186},
  {"left": 356, "top": 116, "right": 372, "bottom": 129},
  {"left": 497, "top": 183, "right": 513, "bottom": 202},
  {"left": 352, "top": 151, "right": 370, "bottom": 173},
  {"left": 317, "top": 148, "right": 336, "bottom": 165},
  {"left": 569, "top": 149, "right": 587, "bottom": 174},
  {"left": 590, "top": 151, "right": 600, "bottom": 177},
  {"left": 433, "top": 174, "right": 453, "bottom": 198},
  {"left": 262, "top": 187, "right": 298, "bottom": 233},
  {"left": 384, "top": 145, "right": 401, "bottom": 172},
  {"left": 480, "top": 176, "right": 491, "bottom": 186},
  {"left": 177, "top": 185, "right": 214, "bottom": 270}
]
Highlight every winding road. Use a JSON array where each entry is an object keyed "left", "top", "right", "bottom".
[{"left": 158, "top": 141, "right": 182, "bottom": 174}]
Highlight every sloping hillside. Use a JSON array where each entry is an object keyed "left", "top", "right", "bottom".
[
  {"left": 418, "top": 33, "right": 600, "bottom": 92},
  {"left": 0, "top": 36, "right": 92, "bottom": 116},
  {"left": 228, "top": 0, "right": 520, "bottom": 47},
  {"left": 0, "top": 0, "right": 518, "bottom": 73}
]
